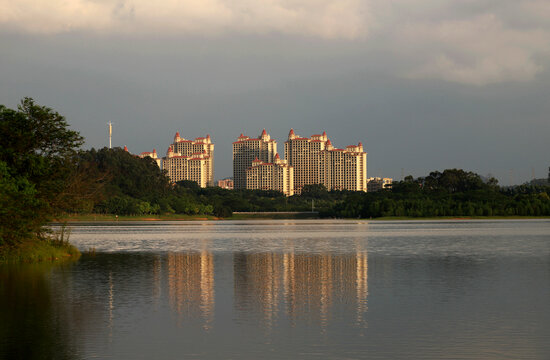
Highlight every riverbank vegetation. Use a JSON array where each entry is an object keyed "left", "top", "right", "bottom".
[
  {"left": 64, "top": 154, "right": 550, "bottom": 219},
  {"left": 322, "top": 171, "right": 550, "bottom": 218},
  {"left": 0, "top": 99, "right": 81, "bottom": 262}
]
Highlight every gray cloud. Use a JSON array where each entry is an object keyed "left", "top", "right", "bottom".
[
  {"left": 1, "top": 1, "right": 549, "bottom": 184},
  {"left": 2, "top": 1, "right": 549, "bottom": 85},
  {"left": 2, "top": 0, "right": 550, "bottom": 85}
]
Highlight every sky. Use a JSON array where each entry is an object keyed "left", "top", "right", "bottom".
[{"left": 1, "top": 0, "right": 549, "bottom": 185}]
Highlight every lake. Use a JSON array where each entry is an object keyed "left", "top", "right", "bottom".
[{"left": 2, "top": 220, "right": 550, "bottom": 359}]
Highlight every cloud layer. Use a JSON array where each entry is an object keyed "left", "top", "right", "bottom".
[
  {"left": 1, "top": 0, "right": 549, "bottom": 85},
  {"left": 0, "top": 0, "right": 370, "bottom": 39}
]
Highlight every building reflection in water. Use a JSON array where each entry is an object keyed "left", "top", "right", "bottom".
[
  {"left": 167, "top": 251, "right": 215, "bottom": 330},
  {"left": 152, "top": 255, "right": 162, "bottom": 307},
  {"left": 234, "top": 248, "right": 368, "bottom": 330},
  {"left": 234, "top": 253, "right": 283, "bottom": 328},
  {"left": 159, "top": 246, "right": 367, "bottom": 331}
]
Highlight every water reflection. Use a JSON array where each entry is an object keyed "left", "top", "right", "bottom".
[
  {"left": 4, "top": 220, "right": 550, "bottom": 359},
  {"left": 0, "top": 263, "right": 80, "bottom": 360},
  {"left": 167, "top": 251, "right": 215, "bottom": 330},
  {"left": 234, "top": 250, "right": 368, "bottom": 330}
]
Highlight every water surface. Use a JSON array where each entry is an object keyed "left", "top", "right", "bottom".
[{"left": 2, "top": 220, "right": 550, "bottom": 359}]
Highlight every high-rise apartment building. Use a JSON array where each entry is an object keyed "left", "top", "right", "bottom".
[
  {"left": 246, "top": 154, "right": 294, "bottom": 196},
  {"left": 284, "top": 129, "right": 367, "bottom": 193},
  {"left": 163, "top": 132, "right": 215, "bottom": 187},
  {"left": 232, "top": 129, "right": 277, "bottom": 189}
]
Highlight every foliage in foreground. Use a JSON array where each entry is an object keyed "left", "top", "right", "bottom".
[{"left": 0, "top": 98, "right": 83, "bottom": 248}]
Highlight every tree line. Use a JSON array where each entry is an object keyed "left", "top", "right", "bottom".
[
  {"left": 71, "top": 150, "right": 550, "bottom": 219},
  {"left": 323, "top": 171, "right": 550, "bottom": 218}
]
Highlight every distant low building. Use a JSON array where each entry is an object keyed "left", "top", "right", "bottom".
[
  {"left": 367, "top": 177, "right": 393, "bottom": 192},
  {"left": 138, "top": 149, "right": 162, "bottom": 168},
  {"left": 217, "top": 178, "right": 234, "bottom": 190}
]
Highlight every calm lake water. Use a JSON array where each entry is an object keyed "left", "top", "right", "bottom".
[{"left": 2, "top": 220, "right": 550, "bottom": 359}]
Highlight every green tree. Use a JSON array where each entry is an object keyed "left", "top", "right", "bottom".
[
  {"left": 0, "top": 161, "right": 44, "bottom": 245},
  {"left": 301, "top": 184, "right": 329, "bottom": 199},
  {"left": 0, "top": 98, "right": 84, "bottom": 245}
]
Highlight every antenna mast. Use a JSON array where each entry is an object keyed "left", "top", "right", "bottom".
[{"left": 108, "top": 121, "right": 113, "bottom": 149}]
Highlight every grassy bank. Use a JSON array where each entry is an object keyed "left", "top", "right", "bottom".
[
  {"left": 0, "top": 240, "right": 80, "bottom": 263},
  {"left": 372, "top": 216, "right": 550, "bottom": 220},
  {"left": 57, "top": 213, "right": 221, "bottom": 221},
  {"left": 56, "top": 212, "right": 319, "bottom": 221},
  {"left": 230, "top": 212, "right": 319, "bottom": 220},
  {"left": 54, "top": 213, "right": 550, "bottom": 222}
]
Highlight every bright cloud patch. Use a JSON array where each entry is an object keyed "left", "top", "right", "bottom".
[
  {"left": 1, "top": 0, "right": 549, "bottom": 85},
  {"left": 0, "top": 0, "right": 371, "bottom": 39}
]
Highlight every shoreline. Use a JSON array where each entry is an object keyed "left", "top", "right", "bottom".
[
  {"left": 0, "top": 240, "right": 80, "bottom": 264},
  {"left": 53, "top": 214, "right": 550, "bottom": 223}
]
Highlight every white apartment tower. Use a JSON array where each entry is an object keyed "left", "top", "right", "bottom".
[
  {"left": 246, "top": 154, "right": 294, "bottom": 196},
  {"left": 284, "top": 129, "right": 367, "bottom": 193},
  {"left": 163, "top": 132, "right": 215, "bottom": 187},
  {"left": 232, "top": 129, "right": 277, "bottom": 189}
]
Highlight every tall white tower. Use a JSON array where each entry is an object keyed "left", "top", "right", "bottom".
[{"left": 108, "top": 121, "right": 113, "bottom": 149}]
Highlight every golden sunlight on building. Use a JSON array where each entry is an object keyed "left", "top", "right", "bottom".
[
  {"left": 284, "top": 129, "right": 367, "bottom": 193},
  {"left": 245, "top": 154, "right": 294, "bottom": 196},
  {"left": 232, "top": 129, "right": 277, "bottom": 190},
  {"left": 163, "top": 132, "right": 215, "bottom": 187}
]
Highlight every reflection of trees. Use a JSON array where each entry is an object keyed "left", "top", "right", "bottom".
[
  {"left": 167, "top": 252, "right": 215, "bottom": 329},
  {"left": 234, "top": 251, "right": 368, "bottom": 328},
  {"left": 0, "top": 263, "right": 79, "bottom": 360}
]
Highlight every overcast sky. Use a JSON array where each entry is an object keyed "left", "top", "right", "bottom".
[{"left": 1, "top": 0, "right": 549, "bottom": 184}]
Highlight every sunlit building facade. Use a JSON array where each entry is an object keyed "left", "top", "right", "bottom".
[
  {"left": 163, "top": 132, "right": 215, "bottom": 187},
  {"left": 284, "top": 129, "right": 367, "bottom": 193},
  {"left": 232, "top": 129, "right": 277, "bottom": 189},
  {"left": 245, "top": 154, "right": 294, "bottom": 196}
]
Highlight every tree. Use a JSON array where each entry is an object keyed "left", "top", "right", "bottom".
[
  {"left": 176, "top": 180, "right": 202, "bottom": 193},
  {"left": 77, "top": 147, "right": 171, "bottom": 204},
  {"left": 301, "top": 184, "right": 329, "bottom": 199},
  {"left": 0, "top": 161, "right": 44, "bottom": 245},
  {"left": 0, "top": 98, "right": 83, "bottom": 245}
]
